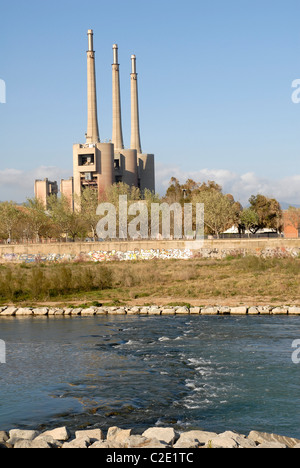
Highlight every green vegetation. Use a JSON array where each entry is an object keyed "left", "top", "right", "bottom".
[
  {"left": 0, "top": 256, "right": 299, "bottom": 306},
  {"left": 0, "top": 179, "right": 285, "bottom": 243}
]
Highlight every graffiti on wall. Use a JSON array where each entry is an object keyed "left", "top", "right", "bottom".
[
  {"left": 88, "top": 248, "right": 194, "bottom": 262},
  {"left": 0, "top": 249, "right": 194, "bottom": 263},
  {"left": 0, "top": 246, "right": 299, "bottom": 263}
]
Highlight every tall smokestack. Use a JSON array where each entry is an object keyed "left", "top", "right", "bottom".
[
  {"left": 86, "top": 29, "right": 100, "bottom": 144},
  {"left": 111, "top": 44, "right": 124, "bottom": 149},
  {"left": 130, "top": 54, "right": 142, "bottom": 154}
]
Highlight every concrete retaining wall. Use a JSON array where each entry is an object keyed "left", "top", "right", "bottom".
[{"left": 0, "top": 238, "right": 300, "bottom": 258}]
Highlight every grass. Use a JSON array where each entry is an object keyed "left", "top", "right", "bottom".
[{"left": 0, "top": 255, "right": 299, "bottom": 306}]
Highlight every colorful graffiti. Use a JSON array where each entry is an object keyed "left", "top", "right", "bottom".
[
  {"left": 0, "top": 249, "right": 194, "bottom": 263},
  {"left": 88, "top": 248, "right": 194, "bottom": 262},
  {"left": 1, "top": 246, "right": 299, "bottom": 263},
  {"left": 0, "top": 253, "right": 78, "bottom": 263}
]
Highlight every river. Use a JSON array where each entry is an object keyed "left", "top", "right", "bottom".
[{"left": 0, "top": 315, "right": 299, "bottom": 438}]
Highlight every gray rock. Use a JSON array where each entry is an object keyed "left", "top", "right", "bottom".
[
  {"left": 75, "top": 429, "right": 104, "bottom": 442},
  {"left": 288, "top": 307, "right": 300, "bottom": 315},
  {"left": 248, "top": 307, "right": 259, "bottom": 315},
  {"left": 89, "top": 440, "right": 123, "bottom": 449},
  {"left": 34, "top": 434, "right": 62, "bottom": 448},
  {"left": 81, "top": 308, "right": 96, "bottom": 316},
  {"left": 161, "top": 308, "right": 176, "bottom": 315},
  {"left": 248, "top": 430, "right": 300, "bottom": 448},
  {"left": 0, "top": 307, "right": 17, "bottom": 316},
  {"left": 95, "top": 307, "right": 108, "bottom": 315},
  {"left": 0, "top": 431, "right": 8, "bottom": 443},
  {"left": 190, "top": 307, "right": 201, "bottom": 314},
  {"left": 175, "top": 430, "right": 218, "bottom": 446},
  {"left": 123, "top": 435, "right": 168, "bottom": 448},
  {"left": 14, "top": 439, "right": 52, "bottom": 449},
  {"left": 219, "top": 306, "right": 231, "bottom": 315},
  {"left": 142, "top": 427, "right": 176, "bottom": 445},
  {"left": 173, "top": 438, "right": 200, "bottom": 448},
  {"left": 15, "top": 308, "right": 33, "bottom": 316},
  {"left": 201, "top": 307, "right": 219, "bottom": 315},
  {"left": 256, "top": 442, "right": 287, "bottom": 449},
  {"left": 126, "top": 307, "right": 140, "bottom": 315},
  {"left": 54, "top": 308, "right": 64, "bottom": 316},
  {"left": 62, "top": 436, "right": 90, "bottom": 448},
  {"left": 8, "top": 429, "right": 39, "bottom": 442},
  {"left": 208, "top": 431, "right": 239, "bottom": 448},
  {"left": 271, "top": 307, "right": 288, "bottom": 315},
  {"left": 32, "top": 308, "right": 48, "bottom": 316},
  {"left": 175, "top": 306, "right": 189, "bottom": 314},
  {"left": 107, "top": 426, "right": 132, "bottom": 444},
  {"left": 230, "top": 306, "right": 248, "bottom": 315},
  {"left": 63, "top": 308, "right": 72, "bottom": 316},
  {"left": 70, "top": 308, "right": 82, "bottom": 316},
  {"left": 257, "top": 306, "right": 271, "bottom": 315},
  {"left": 41, "top": 426, "right": 70, "bottom": 441},
  {"left": 148, "top": 308, "right": 161, "bottom": 315}
]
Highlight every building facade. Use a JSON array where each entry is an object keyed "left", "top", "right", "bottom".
[{"left": 36, "top": 30, "right": 155, "bottom": 210}]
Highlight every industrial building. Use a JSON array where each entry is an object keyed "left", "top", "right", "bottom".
[{"left": 35, "top": 29, "right": 155, "bottom": 209}]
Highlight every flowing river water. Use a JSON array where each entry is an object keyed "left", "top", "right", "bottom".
[{"left": 0, "top": 315, "right": 299, "bottom": 438}]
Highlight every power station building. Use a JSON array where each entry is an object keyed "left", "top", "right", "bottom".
[{"left": 35, "top": 29, "right": 155, "bottom": 209}]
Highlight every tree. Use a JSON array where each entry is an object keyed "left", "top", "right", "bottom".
[
  {"left": 164, "top": 178, "right": 222, "bottom": 204},
  {"left": 192, "top": 189, "right": 237, "bottom": 238},
  {"left": 0, "top": 201, "right": 21, "bottom": 242},
  {"left": 24, "top": 198, "right": 49, "bottom": 243},
  {"left": 47, "top": 195, "right": 86, "bottom": 242},
  {"left": 239, "top": 208, "right": 260, "bottom": 236},
  {"left": 75, "top": 186, "right": 99, "bottom": 240},
  {"left": 248, "top": 194, "right": 283, "bottom": 233}
]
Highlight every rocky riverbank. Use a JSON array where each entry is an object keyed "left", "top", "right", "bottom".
[
  {"left": 1, "top": 426, "right": 300, "bottom": 449},
  {"left": 0, "top": 304, "right": 300, "bottom": 317}
]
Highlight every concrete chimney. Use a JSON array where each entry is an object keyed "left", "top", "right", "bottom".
[
  {"left": 130, "top": 54, "right": 142, "bottom": 154},
  {"left": 112, "top": 44, "right": 124, "bottom": 149},
  {"left": 86, "top": 29, "right": 100, "bottom": 144}
]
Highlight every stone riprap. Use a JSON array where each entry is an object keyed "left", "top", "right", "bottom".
[
  {"left": 0, "top": 426, "right": 299, "bottom": 449},
  {"left": 0, "top": 305, "right": 300, "bottom": 317}
]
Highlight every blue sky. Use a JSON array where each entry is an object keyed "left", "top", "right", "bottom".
[{"left": 1, "top": 0, "right": 300, "bottom": 205}]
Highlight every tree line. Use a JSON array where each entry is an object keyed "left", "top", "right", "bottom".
[{"left": 0, "top": 178, "right": 288, "bottom": 243}]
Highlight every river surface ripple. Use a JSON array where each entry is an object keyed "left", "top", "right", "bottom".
[{"left": 0, "top": 315, "right": 299, "bottom": 438}]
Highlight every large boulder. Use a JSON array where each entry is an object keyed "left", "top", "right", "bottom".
[
  {"left": 107, "top": 427, "right": 132, "bottom": 445},
  {"left": 15, "top": 308, "right": 33, "bottom": 316},
  {"left": 142, "top": 427, "right": 176, "bottom": 445},
  {"left": 62, "top": 436, "right": 90, "bottom": 449},
  {"left": 41, "top": 426, "right": 70, "bottom": 441},
  {"left": 32, "top": 308, "right": 48, "bottom": 316},
  {"left": 14, "top": 439, "right": 52, "bottom": 449},
  {"left": 75, "top": 429, "right": 104, "bottom": 443},
  {"left": 0, "top": 307, "right": 17, "bottom": 316},
  {"left": 174, "top": 430, "right": 218, "bottom": 447},
  {"left": 248, "top": 430, "right": 300, "bottom": 448}
]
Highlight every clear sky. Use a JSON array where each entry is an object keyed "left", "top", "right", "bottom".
[{"left": 1, "top": 0, "right": 300, "bottom": 205}]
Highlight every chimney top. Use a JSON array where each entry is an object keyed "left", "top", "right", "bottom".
[
  {"left": 112, "top": 44, "right": 118, "bottom": 64},
  {"left": 87, "top": 29, "right": 94, "bottom": 51},
  {"left": 131, "top": 55, "right": 137, "bottom": 74}
]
